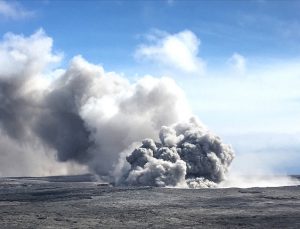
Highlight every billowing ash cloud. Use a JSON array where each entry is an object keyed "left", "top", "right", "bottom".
[
  {"left": 116, "top": 118, "right": 234, "bottom": 188},
  {"left": 0, "top": 29, "right": 195, "bottom": 178},
  {"left": 0, "top": 30, "right": 85, "bottom": 176},
  {"left": 0, "top": 29, "right": 234, "bottom": 187}
]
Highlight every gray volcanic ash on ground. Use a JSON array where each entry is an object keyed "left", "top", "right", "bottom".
[
  {"left": 1, "top": 175, "right": 300, "bottom": 228},
  {"left": 117, "top": 118, "right": 234, "bottom": 188},
  {"left": 0, "top": 30, "right": 237, "bottom": 188}
]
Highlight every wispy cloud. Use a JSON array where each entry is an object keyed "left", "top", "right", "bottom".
[
  {"left": 228, "top": 53, "right": 246, "bottom": 75},
  {"left": 0, "top": 0, "right": 34, "bottom": 20},
  {"left": 135, "top": 30, "right": 205, "bottom": 74}
]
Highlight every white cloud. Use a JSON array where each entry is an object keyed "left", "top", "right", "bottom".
[
  {"left": 0, "top": 28, "right": 62, "bottom": 79},
  {"left": 135, "top": 30, "right": 205, "bottom": 74},
  {"left": 228, "top": 52, "right": 247, "bottom": 74},
  {"left": 0, "top": 0, "right": 34, "bottom": 20}
]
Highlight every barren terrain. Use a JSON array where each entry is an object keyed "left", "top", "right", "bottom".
[{"left": 0, "top": 175, "right": 299, "bottom": 228}]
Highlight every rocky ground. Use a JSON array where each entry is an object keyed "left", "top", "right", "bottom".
[{"left": 0, "top": 175, "right": 300, "bottom": 228}]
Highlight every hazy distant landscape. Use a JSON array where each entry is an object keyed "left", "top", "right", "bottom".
[{"left": 0, "top": 175, "right": 300, "bottom": 228}]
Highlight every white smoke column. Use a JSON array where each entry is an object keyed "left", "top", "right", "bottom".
[
  {"left": 0, "top": 29, "right": 192, "bottom": 177},
  {"left": 117, "top": 118, "right": 235, "bottom": 188},
  {"left": 1, "top": 30, "right": 298, "bottom": 189},
  {"left": 0, "top": 29, "right": 86, "bottom": 176}
]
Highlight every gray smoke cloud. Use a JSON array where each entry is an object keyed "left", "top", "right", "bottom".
[
  {"left": 2, "top": 30, "right": 298, "bottom": 189},
  {"left": 0, "top": 29, "right": 235, "bottom": 187},
  {"left": 0, "top": 30, "right": 86, "bottom": 176},
  {"left": 0, "top": 30, "right": 194, "bottom": 178},
  {"left": 116, "top": 118, "right": 235, "bottom": 188}
]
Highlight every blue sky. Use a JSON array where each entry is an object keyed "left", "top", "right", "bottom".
[
  {"left": 2, "top": 0, "right": 300, "bottom": 68},
  {"left": 1, "top": 0, "right": 300, "bottom": 174}
]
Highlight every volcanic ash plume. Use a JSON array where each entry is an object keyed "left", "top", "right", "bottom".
[
  {"left": 117, "top": 118, "right": 235, "bottom": 188},
  {"left": 0, "top": 30, "right": 234, "bottom": 186},
  {"left": 0, "top": 30, "right": 192, "bottom": 177}
]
